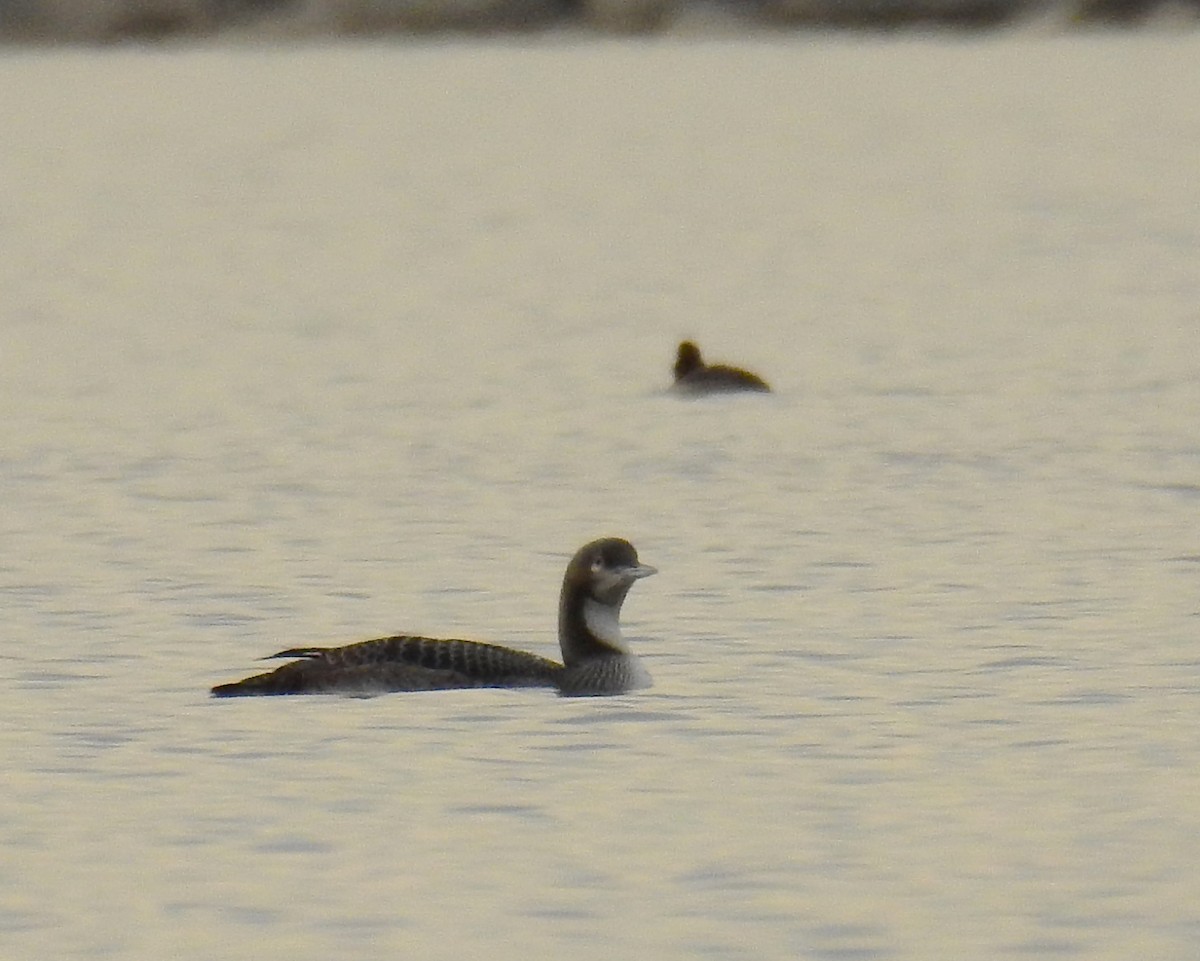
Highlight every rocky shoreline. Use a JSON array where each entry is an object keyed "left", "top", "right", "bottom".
[{"left": 1, "top": 0, "right": 1196, "bottom": 44}]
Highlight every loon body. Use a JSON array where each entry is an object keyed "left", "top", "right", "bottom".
[
  {"left": 210, "top": 538, "right": 656, "bottom": 698},
  {"left": 671, "top": 340, "right": 771, "bottom": 395}
]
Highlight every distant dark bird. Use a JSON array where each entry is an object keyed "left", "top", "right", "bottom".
[
  {"left": 210, "top": 538, "right": 657, "bottom": 698},
  {"left": 671, "top": 340, "right": 771, "bottom": 395}
]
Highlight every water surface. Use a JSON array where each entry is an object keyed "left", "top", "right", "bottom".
[{"left": 2, "top": 34, "right": 1200, "bottom": 961}]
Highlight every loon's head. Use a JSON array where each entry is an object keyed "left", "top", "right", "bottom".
[
  {"left": 674, "top": 341, "right": 704, "bottom": 381},
  {"left": 578, "top": 537, "right": 657, "bottom": 605},
  {"left": 559, "top": 538, "right": 655, "bottom": 664}
]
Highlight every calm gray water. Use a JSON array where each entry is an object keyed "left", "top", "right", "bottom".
[{"left": 3, "top": 33, "right": 1200, "bottom": 961}]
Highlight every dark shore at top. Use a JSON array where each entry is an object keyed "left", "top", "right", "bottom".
[{"left": 2, "top": 0, "right": 1196, "bottom": 44}]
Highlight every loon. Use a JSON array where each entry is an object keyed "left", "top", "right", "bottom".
[
  {"left": 210, "top": 537, "right": 656, "bottom": 698},
  {"left": 671, "top": 340, "right": 771, "bottom": 395}
]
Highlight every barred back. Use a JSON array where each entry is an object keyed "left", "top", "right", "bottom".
[
  {"left": 212, "top": 634, "right": 563, "bottom": 697},
  {"left": 317, "top": 634, "right": 563, "bottom": 680}
]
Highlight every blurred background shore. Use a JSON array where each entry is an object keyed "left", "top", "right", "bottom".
[{"left": 1, "top": 0, "right": 1197, "bottom": 44}]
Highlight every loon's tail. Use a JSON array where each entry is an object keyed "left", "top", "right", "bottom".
[{"left": 210, "top": 666, "right": 308, "bottom": 697}]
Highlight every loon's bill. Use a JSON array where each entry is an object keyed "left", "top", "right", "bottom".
[{"left": 211, "top": 537, "right": 656, "bottom": 698}]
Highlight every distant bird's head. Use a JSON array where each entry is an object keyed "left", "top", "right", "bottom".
[{"left": 674, "top": 341, "right": 704, "bottom": 380}]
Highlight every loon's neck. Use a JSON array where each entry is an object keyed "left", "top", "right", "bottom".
[{"left": 559, "top": 589, "right": 633, "bottom": 667}]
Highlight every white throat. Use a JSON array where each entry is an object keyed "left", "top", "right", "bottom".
[{"left": 582, "top": 598, "right": 629, "bottom": 653}]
